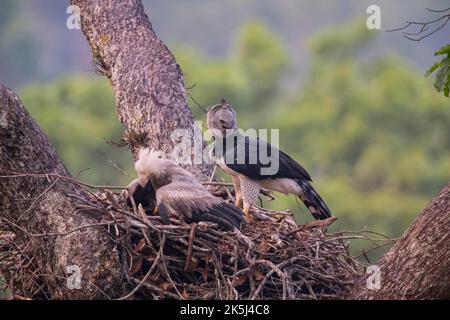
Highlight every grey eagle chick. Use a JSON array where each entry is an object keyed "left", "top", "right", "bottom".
[
  {"left": 207, "top": 99, "right": 332, "bottom": 223},
  {"left": 134, "top": 148, "right": 245, "bottom": 231}
]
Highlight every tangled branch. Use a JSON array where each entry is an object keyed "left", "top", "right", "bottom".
[{"left": 387, "top": 7, "right": 450, "bottom": 41}]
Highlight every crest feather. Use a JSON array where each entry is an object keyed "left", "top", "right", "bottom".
[
  {"left": 135, "top": 148, "right": 163, "bottom": 175},
  {"left": 138, "top": 148, "right": 162, "bottom": 161}
]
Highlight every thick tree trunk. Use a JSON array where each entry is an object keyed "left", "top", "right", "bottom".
[
  {"left": 71, "top": 0, "right": 212, "bottom": 180},
  {"left": 346, "top": 184, "right": 450, "bottom": 300},
  {"left": 0, "top": 85, "right": 124, "bottom": 299}
]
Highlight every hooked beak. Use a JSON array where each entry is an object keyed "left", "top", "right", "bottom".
[
  {"left": 219, "top": 119, "right": 232, "bottom": 130},
  {"left": 210, "top": 127, "right": 225, "bottom": 138}
]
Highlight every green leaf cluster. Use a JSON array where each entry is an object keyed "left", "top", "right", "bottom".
[{"left": 426, "top": 44, "right": 450, "bottom": 97}]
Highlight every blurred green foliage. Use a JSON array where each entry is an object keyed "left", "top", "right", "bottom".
[
  {"left": 19, "top": 20, "right": 450, "bottom": 259},
  {"left": 21, "top": 76, "right": 133, "bottom": 186},
  {"left": 175, "top": 21, "right": 288, "bottom": 127},
  {"left": 272, "top": 23, "right": 450, "bottom": 235},
  {"left": 0, "top": 0, "right": 38, "bottom": 86}
]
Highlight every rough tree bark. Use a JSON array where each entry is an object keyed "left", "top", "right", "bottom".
[
  {"left": 0, "top": 86, "right": 124, "bottom": 298},
  {"left": 346, "top": 184, "right": 450, "bottom": 300},
  {"left": 71, "top": 0, "right": 212, "bottom": 180}
]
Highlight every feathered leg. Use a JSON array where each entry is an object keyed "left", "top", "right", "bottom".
[{"left": 240, "top": 176, "right": 261, "bottom": 223}]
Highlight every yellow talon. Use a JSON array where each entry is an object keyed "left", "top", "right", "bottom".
[
  {"left": 243, "top": 205, "right": 253, "bottom": 223},
  {"left": 235, "top": 196, "right": 243, "bottom": 208}
]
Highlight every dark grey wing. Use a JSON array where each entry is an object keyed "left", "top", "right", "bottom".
[
  {"left": 156, "top": 182, "right": 244, "bottom": 230},
  {"left": 277, "top": 148, "right": 312, "bottom": 181},
  {"left": 193, "top": 201, "right": 245, "bottom": 231},
  {"left": 221, "top": 135, "right": 312, "bottom": 181}
]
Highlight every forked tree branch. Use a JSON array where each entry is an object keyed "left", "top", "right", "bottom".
[{"left": 387, "top": 7, "right": 450, "bottom": 41}]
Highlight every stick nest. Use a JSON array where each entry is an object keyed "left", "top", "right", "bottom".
[
  {"left": 102, "top": 184, "right": 362, "bottom": 300},
  {"left": 1, "top": 182, "right": 364, "bottom": 300}
]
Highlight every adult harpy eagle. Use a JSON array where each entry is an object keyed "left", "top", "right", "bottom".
[
  {"left": 207, "top": 99, "right": 332, "bottom": 223},
  {"left": 134, "top": 148, "right": 245, "bottom": 231}
]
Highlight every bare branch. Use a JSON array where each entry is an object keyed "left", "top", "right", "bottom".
[{"left": 386, "top": 8, "right": 450, "bottom": 41}]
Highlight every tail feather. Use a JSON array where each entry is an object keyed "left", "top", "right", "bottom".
[{"left": 295, "top": 179, "right": 332, "bottom": 220}]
